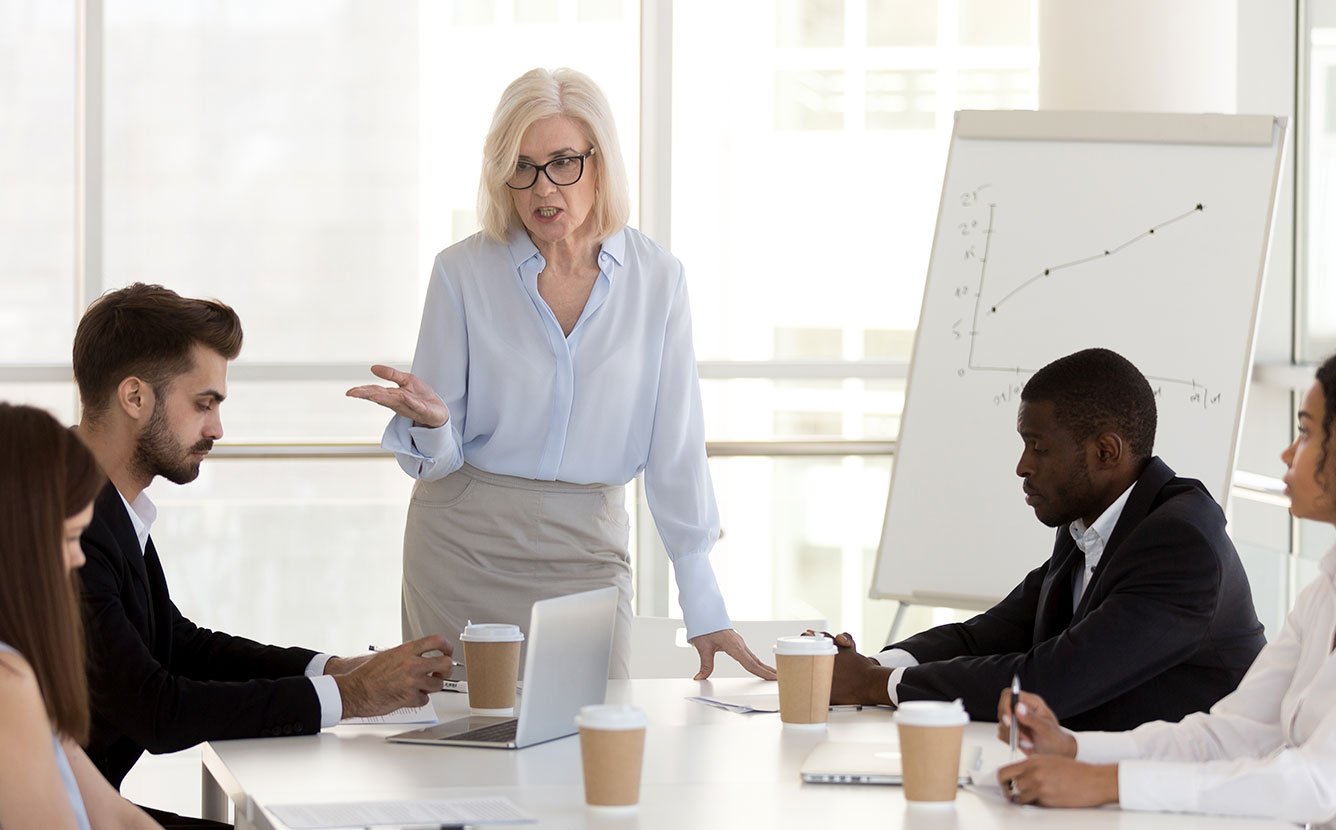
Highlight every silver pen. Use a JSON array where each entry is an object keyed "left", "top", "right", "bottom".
[{"left": 1008, "top": 673, "right": 1021, "bottom": 760}]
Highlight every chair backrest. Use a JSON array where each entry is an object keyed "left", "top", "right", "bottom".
[{"left": 627, "top": 616, "right": 827, "bottom": 679}]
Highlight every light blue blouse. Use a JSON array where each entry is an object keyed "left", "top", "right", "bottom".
[
  {"left": 0, "top": 642, "right": 91, "bottom": 830},
  {"left": 382, "top": 226, "right": 730, "bottom": 638}
]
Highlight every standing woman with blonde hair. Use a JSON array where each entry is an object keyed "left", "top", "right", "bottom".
[
  {"left": 995, "top": 354, "right": 1336, "bottom": 827},
  {"left": 0, "top": 403, "right": 157, "bottom": 829},
  {"left": 350, "top": 67, "right": 772, "bottom": 680}
]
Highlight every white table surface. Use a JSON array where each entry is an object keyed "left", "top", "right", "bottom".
[{"left": 201, "top": 678, "right": 1294, "bottom": 830}]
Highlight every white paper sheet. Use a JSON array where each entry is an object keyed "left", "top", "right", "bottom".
[
  {"left": 687, "top": 693, "right": 781, "bottom": 713},
  {"left": 339, "top": 702, "right": 439, "bottom": 725},
  {"left": 267, "top": 796, "right": 533, "bottom": 828}
]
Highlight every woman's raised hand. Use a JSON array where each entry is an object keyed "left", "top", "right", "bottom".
[{"left": 346, "top": 364, "right": 450, "bottom": 428}]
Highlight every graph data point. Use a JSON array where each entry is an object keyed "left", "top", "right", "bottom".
[
  {"left": 1043, "top": 269, "right": 1049, "bottom": 275},
  {"left": 1104, "top": 250, "right": 1110, "bottom": 255},
  {"left": 1196, "top": 203, "right": 1203, "bottom": 210},
  {"left": 1149, "top": 228, "right": 1154, "bottom": 234}
]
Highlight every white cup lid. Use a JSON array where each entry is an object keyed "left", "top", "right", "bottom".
[
  {"left": 576, "top": 703, "right": 647, "bottom": 730},
  {"left": 893, "top": 699, "right": 969, "bottom": 727},
  {"left": 459, "top": 623, "right": 525, "bottom": 643},
  {"left": 773, "top": 634, "right": 837, "bottom": 656}
]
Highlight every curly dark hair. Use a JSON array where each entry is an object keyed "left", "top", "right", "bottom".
[
  {"left": 1316, "top": 353, "right": 1336, "bottom": 493},
  {"left": 1021, "top": 348, "right": 1157, "bottom": 460}
]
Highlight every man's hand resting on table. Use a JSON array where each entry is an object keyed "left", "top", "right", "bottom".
[{"left": 814, "top": 631, "right": 893, "bottom": 707}]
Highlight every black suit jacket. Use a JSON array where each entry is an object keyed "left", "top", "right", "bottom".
[
  {"left": 81, "top": 482, "right": 323, "bottom": 788},
  {"left": 888, "top": 457, "right": 1266, "bottom": 731}
]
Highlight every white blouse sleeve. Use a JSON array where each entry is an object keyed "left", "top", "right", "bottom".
[
  {"left": 1093, "top": 583, "right": 1336, "bottom": 824},
  {"left": 642, "top": 266, "right": 731, "bottom": 640},
  {"left": 380, "top": 255, "right": 468, "bottom": 481}
]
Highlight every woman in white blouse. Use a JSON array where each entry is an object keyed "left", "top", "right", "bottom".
[
  {"left": 348, "top": 67, "right": 771, "bottom": 681},
  {"left": 995, "top": 353, "right": 1336, "bottom": 826}
]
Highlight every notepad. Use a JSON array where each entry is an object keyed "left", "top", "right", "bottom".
[
  {"left": 339, "top": 702, "right": 439, "bottom": 725},
  {"left": 266, "top": 796, "right": 534, "bottom": 828}
]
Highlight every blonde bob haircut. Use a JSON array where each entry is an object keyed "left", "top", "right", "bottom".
[{"left": 478, "top": 67, "right": 630, "bottom": 243}]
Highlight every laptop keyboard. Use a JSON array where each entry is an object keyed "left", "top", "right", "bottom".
[{"left": 452, "top": 719, "right": 518, "bottom": 743}]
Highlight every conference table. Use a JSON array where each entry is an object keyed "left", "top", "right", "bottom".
[{"left": 201, "top": 678, "right": 1294, "bottom": 830}]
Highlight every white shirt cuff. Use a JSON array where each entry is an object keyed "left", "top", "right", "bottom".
[
  {"left": 304, "top": 653, "right": 333, "bottom": 677},
  {"left": 405, "top": 420, "right": 453, "bottom": 460},
  {"left": 1117, "top": 760, "right": 1200, "bottom": 814},
  {"left": 672, "top": 552, "right": 731, "bottom": 640},
  {"left": 1075, "top": 730, "right": 1140, "bottom": 764},
  {"left": 309, "top": 674, "right": 343, "bottom": 728},
  {"left": 887, "top": 666, "right": 909, "bottom": 706},
  {"left": 873, "top": 648, "right": 919, "bottom": 668}
]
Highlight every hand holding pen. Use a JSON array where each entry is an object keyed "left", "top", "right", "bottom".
[
  {"left": 995, "top": 686, "right": 1077, "bottom": 758},
  {"left": 1008, "top": 674, "right": 1021, "bottom": 760}
]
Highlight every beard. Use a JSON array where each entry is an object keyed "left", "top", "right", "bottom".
[{"left": 131, "top": 399, "right": 213, "bottom": 485}]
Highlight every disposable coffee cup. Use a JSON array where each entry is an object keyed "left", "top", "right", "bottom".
[
  {"left": 459, "top": 623, "right": 524, "bottom": 715},
  {"left": 773, "top": 635, "right": 837, "bottom": 730},
  {"left": 893, "top": 700, "right": 969, "bottom": 805},
  {"left": 576, "top": 704, "right": 647, "bottom": 811}
]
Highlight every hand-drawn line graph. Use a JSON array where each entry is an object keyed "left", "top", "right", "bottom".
[{"left": 949, "top": 186, "right": 1220, "bottom": 409}]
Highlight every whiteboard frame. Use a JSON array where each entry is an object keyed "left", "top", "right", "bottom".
[{"left": 870, "top": 110, "right": 1289, "bottom": 609}]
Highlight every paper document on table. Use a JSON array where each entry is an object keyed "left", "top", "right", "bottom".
[
  {"left": 339, "top": 702, "right": 438, "bottom": 725},
  {"left": 688, "top": 693, "right": 781, "bottom": 714},
  {"left": 267, "top": 796, "right": 533, "bottom": 828},
  {"left": 969, "top": 762, "right": 1006, "bottom": 791}
]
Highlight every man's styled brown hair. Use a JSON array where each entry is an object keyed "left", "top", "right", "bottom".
[
  {"left": 72, "top": 283, "right": 243, "bottom": 420},
  {"left": 0, "top": 404, "right": 106, "bottom": 742}
]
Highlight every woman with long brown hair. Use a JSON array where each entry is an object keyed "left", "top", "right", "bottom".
[{"left": 0, "top": 403, "right": 157, "bottom": 828}]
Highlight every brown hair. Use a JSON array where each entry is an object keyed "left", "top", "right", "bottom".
[
  {"left": 0, "top": 403, "right": 106, "bottom": 742},
  {"left": 73, "top": 283, "right": 243, "bottom": 421}
]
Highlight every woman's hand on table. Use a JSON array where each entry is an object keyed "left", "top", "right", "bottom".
[
  {"left": 689, "top": 629, "right": 777, "bottom": 680},
  {"left": 998, "top": 756, "right": 1119, "bottom": 808}
]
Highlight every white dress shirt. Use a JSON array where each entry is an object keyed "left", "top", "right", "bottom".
[
  {"left": 118, "top": 490, "right": 342, "bottom": 726},
  {"left": 874, "top": 485, "right": 1136, "bottom": 704},
  {"left": 1075, "top": 544, "right": 1336, "bottom": 827},
  {"left": 381, "top": 226, "right": 730, "bottom": 639},
  {"left": 1068, "top": 483, "right": 1134, "bottom": 607}
]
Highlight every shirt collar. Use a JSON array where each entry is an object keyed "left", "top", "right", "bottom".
[
  {"left": 117, "top": 488, "right": 158, "bottom": 555},
  {"left": 1068, "top": 482, "right": 1135, "bottom": 550},
  {"left": 505, "top": 226, "right": 626, "bottom": 274},
  {"left": 1321, "top": 545, "right": 1336, "bottom": 583}
]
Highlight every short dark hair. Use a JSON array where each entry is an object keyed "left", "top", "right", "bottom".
[
  {"left": 1316, "top": 353, "right": 1336, "bottom": 493},
  {"left": 1021, "top": 348, "right": 1157, "bottom": 460},
  {"left": 0, "top": 403, "right": 106, "bottom": 743},
  {"left": 72, "top": 283, "right": 242, "bottom": 421}
]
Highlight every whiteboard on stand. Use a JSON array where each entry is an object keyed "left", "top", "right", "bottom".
[{"left": 871, "top": 110, "right": 1287, "bottom": 611}]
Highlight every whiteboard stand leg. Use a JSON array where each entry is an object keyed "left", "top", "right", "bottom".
[{"left": 885, "top": 602, "right": 910, "bottom": 647}]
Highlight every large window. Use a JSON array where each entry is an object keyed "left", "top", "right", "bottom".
[
  {"left": 1299, "top": 1, "right": 1336, "bottom": 590},
  {"left": 672, "top": 0, "right": 1036, "bottom": 642}
]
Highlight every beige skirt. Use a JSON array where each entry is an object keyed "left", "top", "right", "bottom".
[{"left": 401, "top": 463, "right": 634, "bottom": 679}]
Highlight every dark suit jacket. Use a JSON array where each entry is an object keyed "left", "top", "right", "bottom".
[
  {"left": 888, "top": 457, "right": 1266, "bottom": 731},
  {"left": 81, "top": 482, "right": 323, "bottom": 788}
]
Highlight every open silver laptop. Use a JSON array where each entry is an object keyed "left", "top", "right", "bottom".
[
  {"left": 800, "top": 741, "right": 982, "bottom": 785},
  {"left": 386, "top": 586, "right": 617, "bottom": 750}
]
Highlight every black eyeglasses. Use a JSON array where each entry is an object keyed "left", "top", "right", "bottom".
[{"left": 506, "top": 148, "right": 596, "bottom": 190}]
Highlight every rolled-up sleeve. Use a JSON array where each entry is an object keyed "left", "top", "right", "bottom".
[{"left": 643, "top": 268, "right": 730, "bottom": 640}]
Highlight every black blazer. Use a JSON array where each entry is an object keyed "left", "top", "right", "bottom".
[
  {"left": 80, "top": 482, "right": 323, "bottom": 788},
  {"left": 888, "top": 457, "right": 1266, "bottom": 731}
]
